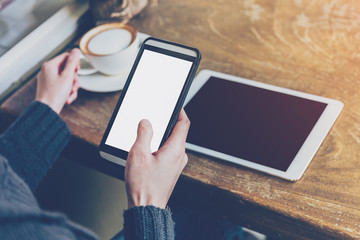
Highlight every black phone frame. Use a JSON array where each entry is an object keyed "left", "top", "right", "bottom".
[{"left": 99, "top": 37, "right": 201, "bottom": 161}]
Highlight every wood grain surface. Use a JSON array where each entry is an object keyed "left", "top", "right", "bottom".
[{"left": 1, "top": 0, "right": 360, "bottom": 239}]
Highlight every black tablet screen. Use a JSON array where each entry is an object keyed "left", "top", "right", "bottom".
[{"left": 184, "top": 77, "right": 327, "bottom": 171}]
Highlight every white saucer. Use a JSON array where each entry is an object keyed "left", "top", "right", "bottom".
[{"left": 79, "top": 71, "right": 129, "bottom": 92}]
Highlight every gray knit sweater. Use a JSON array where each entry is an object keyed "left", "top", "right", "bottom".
[{"left": 0, "top": 101, "right": 175, "bottom": 240}]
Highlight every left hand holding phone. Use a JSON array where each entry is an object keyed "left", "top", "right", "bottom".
[
  {"left": 36, "top": 48, "right": 81, "bottom": 114},
  {"left": 125, "top": 109, "right": 190, "bottom": 209}
]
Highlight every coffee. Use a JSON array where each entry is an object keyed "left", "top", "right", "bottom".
[
  {"left": 80, "top": 23, "right": 137, "bottom": 55},
  {"left": 80, "top": 23, "right": 139, "bottom": 75},
  {"left": 87, "top": 29, "right": 132, "bottom": 55}
]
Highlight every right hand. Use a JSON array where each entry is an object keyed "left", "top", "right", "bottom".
[{"left": 125, "top": 109, "right": 190, "bottom": 209}]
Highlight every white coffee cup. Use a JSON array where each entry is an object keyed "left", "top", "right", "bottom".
[{"left": 79, "top": 23, "right": 139, "bottom": 76}]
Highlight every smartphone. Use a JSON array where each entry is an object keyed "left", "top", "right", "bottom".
[{"left": 99, "top": 37, "right": 201, "bottom": 166}]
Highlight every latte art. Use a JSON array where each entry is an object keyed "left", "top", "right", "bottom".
[
  {"left": 88, "top": 29, "right": 132, "bottom": 55},
  {"left": 79, "top": 23, "right": 139, "bottom": 76}
]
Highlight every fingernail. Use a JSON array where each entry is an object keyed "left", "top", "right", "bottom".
[
  {"left": 140, "top": 119, "right": 151, "bottom": 126},
  {"left": 71, "top": 48, "right": 80, "bottom": 56}
]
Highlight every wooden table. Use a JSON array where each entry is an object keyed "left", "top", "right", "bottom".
[{"left": 1, "top": 0, "right": 360, "bottom": 239}]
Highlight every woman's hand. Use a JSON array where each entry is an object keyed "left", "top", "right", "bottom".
[
  {"left": 35, "top": 49, "right": 80, "bottom": 114},
  {"left": 125, "top": 109, "right": 190, "bottom": 209}
]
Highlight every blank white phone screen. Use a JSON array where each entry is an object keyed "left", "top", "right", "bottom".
[{"left": 105, "top": 49, "right": 193, "bottom": 153}]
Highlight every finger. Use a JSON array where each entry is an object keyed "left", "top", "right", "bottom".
[
  {"left": 132, "top": 119, "right": 153, "bottom": 152},
  {"left": 75, "top": 60, "right": 81, "bottom": 73},
  {"left": 75, "top": 76, "right": 80, "bottom": 89},
  {"left": 48, "top": 52, "right": 69, "bottom": 65},
  {"left": 72, "top": 75, "right": 80, "bottom": 92},
  {"left": 165, "top": 109, "right": 190, "bottom": 145},
  {"left": 39, "top": 53, "right": 69, "bottom": 76},
  {"left": 74, "top": 81, "right": 80, "bottom": 92},
  {"left": 155, "top": 110, "right": 189, "bottom": 159},
  {"left": 66, "top": 90, "right": 78, "bottom": 105},
  {"left": 61, "top": 49, "right": 81, "bottom": 78},
  {"left": 67, "top": 77, "right": 80, "bottom": 104}
]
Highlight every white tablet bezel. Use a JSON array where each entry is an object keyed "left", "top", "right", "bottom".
[{"left": 184, "top": 69, "right": 343, "bottom": 181}]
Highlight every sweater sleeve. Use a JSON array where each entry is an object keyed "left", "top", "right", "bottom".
[
  {"left": 123, "top": 206, "right": 175, "bottom": 240},
  {"left": 0, "top": 101, "right": 71, "bottom": 191}
]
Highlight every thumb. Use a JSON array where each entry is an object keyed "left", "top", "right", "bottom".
[
  {"left": 133, "top": 119, "right": 153, "bottom": 152},
  {"left": 61, "top": 49, "right": 80, "bottom": 78}
]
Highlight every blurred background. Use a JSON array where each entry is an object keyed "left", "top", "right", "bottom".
[
  {"left": 35, "top": 157, "right": 128, "bottom": 240},
  {"left": 0, "top": 0, "right": 69, "bottom": 56}
]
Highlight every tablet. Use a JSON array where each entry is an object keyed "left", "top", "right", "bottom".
[{"left": 183, "top": 70, "right": 343, "bottom": 181}]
